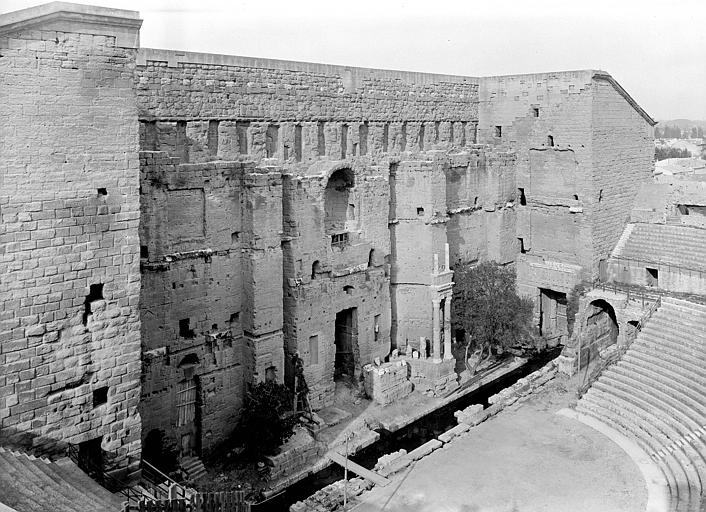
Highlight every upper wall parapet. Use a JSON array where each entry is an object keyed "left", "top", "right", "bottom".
[{"left": 0, "top": 1, "right": 142, "bottom": 48}]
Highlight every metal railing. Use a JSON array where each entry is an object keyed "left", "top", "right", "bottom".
[
  {"left": 66, "top": 444, "right": 143, "bottom": 504},
  {"left": 141, "top": 459, "right": 193, "bottom": 501},
  {"left": 577, "top": 295, "right": 662, "bottom": 398}
]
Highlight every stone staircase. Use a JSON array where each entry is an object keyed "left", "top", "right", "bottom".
[
  {"left": 180, "top": 456, "right": 207, "bottom": 483},
  {"left": 0, "top": 446, "right": 125, "bottom": 512},
  {"left": 577, "top": 296, "right": 706, "bottom": 511}
]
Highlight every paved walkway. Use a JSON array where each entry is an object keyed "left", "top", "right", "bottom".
[{"left": 353, "top": 380, "right": 647, "bottom": 512}]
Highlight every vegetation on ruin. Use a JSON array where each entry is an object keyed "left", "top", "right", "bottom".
[
  {"left": 566, "top": 282, "right": 587, "bottom": 337},
  {"left": 452, "top": 261, "right": 534, "bottom": 369},
  {"left": 238, "top": 381, "right": 297, "bottom": 457}
]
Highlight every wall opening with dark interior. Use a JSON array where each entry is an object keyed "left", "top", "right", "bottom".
[
  {"left": 324, "top": 168, "right": 354, "bottom": 233},
  {"left": 334, "top": 307, "right": 358, "bottom": 382},
  {"left": 646, "top": 267, "right": 659, "bottom": 287},
  {"left": 266, "top": 125, "right": 279, "bottom": 158},
  {"left": 518, "top": 188, "right": 526, "bottom": 205},
  {"left": 581, "top": 299, "right": 619, "bottom": 367},
  {"left": 294, "top": 124, "right": 303, "bottom": 162},
  {"left": 538, "top": 288, "right": 567, "bottom": 338},
  {"left": 179, "top": 318, "right": 195, "bottom": 338},
  {"left": 83, "top": 283, "right": 104, "bottom": 325},
  {"left": 92, "top": 387, "right": 109, "bottom": 408},
  {"left": 311, "top": 260, "right": 321, "bottom": 279},
  {"left": 341, "top": 124, "right": 348, "bottom": 159}
]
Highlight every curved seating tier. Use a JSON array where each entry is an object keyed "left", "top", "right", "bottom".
[
  {"left": 577, "top": 297, "right": 706, "bottom": 512},
  {"left": 0, "top": 447, "right": 124, "bottom": 512}
]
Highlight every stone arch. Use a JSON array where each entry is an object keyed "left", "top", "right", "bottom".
[
  {"left": 324, "top": 168, "right": 354, "bottom": 233},
  {"left": 583, "top": 299, "right": 619, "bottom": 357},
  {"left": 311, "top": 260, "right": 321, "bottom": 279}
]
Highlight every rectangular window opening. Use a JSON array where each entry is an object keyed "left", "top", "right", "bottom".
[
  {"left": 417, "top": 207, "right": 425, "bottom": 216},
  {"left": 382, "top": 123, "right": 389, "bottom": 152},
  {"left": 331, "top": 232, "right": 349, "bottom": 248},
  {"left": 179, "top": 318, "right": 195, "bottom": 338},
  {"left": 309, "top": 335, "right": 319, "bottom": 365},
  {"left": 97, "top": 188, "right": 107, "bottom": 196},
  {"left": 294, "top": 124, "right": 303, "bottom": 162},
  {"left": 519, "top": 238, "right": 527, "bottom": 254},
  {"left": 317, "top": 121, "right": 326, "bottom": 157},
  {"left": 518, "top": 188, "right": 526, "bottom": 206},
  {"left": 374, "top": 314, "right": 381, "bottom": 342},
  {"left": 532, "top": 107, "right": 540, "bottom": 117},
  {"left": 266, "top": 125, "right": 279, "bottom": 158},
  {"left": 92, "top": 387, "right": 109, "bottom": 408},
  {"left": 646, "top": 267, "right": 659, "bottom": 287},
  {"left": 419, "top": 124, "right": 425, "bottom": 151},
  {"left": 341, "top": 124, "right": 348, "bottom": 159},
  {"left": 495, "top": 125, "right": 502, "bottom": 138},
  {"left": 359, "top": 122, "right": 369, "bottom": 156}
]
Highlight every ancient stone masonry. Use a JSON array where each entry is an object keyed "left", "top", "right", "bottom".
[
  {"left": 0, "top": 2, "right": 656, "bottom": 471},
  {"left": 0, "top": 4, "right": 143, "bottom": 482}
]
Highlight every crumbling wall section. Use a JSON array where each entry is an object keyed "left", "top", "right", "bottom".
[
  {"left": 135, "top": 50, "right": 480, "bottom": 163},
  {"left": 0, "top": 15, "right": 142, "bottom": 479},
  {"left": 281, "top": 162, "right": 390, "bottom": 409}
]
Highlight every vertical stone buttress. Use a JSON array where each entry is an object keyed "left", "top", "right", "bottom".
[
  {"left": 241, "top": 167, "right": 285, "bottom": 383},
  {"left": 0, "top": 5, "right": 143, "bottom": 482}
]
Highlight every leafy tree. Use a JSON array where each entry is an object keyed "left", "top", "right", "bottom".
[
  {"left": 452, "top": 261, "right": 534, "bottom": 370},
  {"left": 655, "top": 146, "right": 691, "bottom": 161},
  {"left": 238, "top": 381, "right": 296, "bottom": 457}
]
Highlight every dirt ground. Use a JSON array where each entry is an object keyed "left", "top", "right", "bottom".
[{"left": 352, "top": 377, "right": 647, "bottom": 512}]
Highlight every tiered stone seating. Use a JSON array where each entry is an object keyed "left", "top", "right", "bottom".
[
  {"left": 0, "top": 447, "right": 124, "bottom": 512},
  {"left": 617, "top": 223, "right": 706, "bottom": 271},
  {"left": 577, "top": 297, "right": 706, "bottom": 512}
]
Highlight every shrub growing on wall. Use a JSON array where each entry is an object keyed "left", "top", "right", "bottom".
[
  {"left": 452, "top": 261, "right": 534, "bottom": 363},
  {"left": 238, "top": 381, "right": 297, "bottom": 457}
]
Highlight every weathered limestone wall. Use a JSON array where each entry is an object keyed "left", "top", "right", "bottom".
[
  {"left": 282, "top": 161, "right": 391, "bottom": 408},
  {"left": 139, "top": 153, "right": 249, "bottom": 455},
  {"left": 479, "top": 71, "right": 654, "bottom": 335},
  {"left": 590, "top": 77, "right": 654, "bottom": 271},
  {"left": 134, "top": 49, "right": 480, "bottom": 164},
  {"left": 0, "top": 6, "right": 142, "bottom": 479}
]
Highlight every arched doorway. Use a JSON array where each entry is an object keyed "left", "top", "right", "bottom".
[{"left": 582, "top": 299, "right": 619, "bottom": 363}]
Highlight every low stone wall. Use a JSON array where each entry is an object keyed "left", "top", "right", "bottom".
[
  {"left": 264, "top": 427, "right": 326, "bottom": 481},
  {"left": 403, "top": 357, "right": 459, "bottom": 396},
  {"left": 362, "top": 361, "right": 413, "bottom": 405},
  {"left": 289, "top": 477, "right": 373, "bottom": 511},
  {"left": 455, "top": 359, "right": 558, "bottom": 426}
]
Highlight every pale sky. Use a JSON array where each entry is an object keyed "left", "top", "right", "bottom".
[{"left": 3, "top": 0, "right": 706, "bottom": 121}]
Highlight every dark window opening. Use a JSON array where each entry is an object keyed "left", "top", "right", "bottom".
[
  {"left": 140, "top": 245, "right": 149, "bottom": 258},
  {"left": 92, "top": 387, "right": 108, "bottom": 408},
  {"left": 518, "top": 188, "right": 526, "bottom": 206},
  {"left": 401, "top": 122, "right": 407, "bottom": 152},
  {"left": 343, "top": 285, "right": 354, "bottom": 295},
  {"left": 519, "top": 238, "right": 527, "bottom": 254},
  {"left": 97, "top": 188, "right": 107, "bottom": 196},
  {"left": 374, "top": 314, "right": 381, "bottom": 342},
  {"left": 547, "top": 135, "right": 554, "bottom": 146},
  {"left": 331, "top": 232, "right": 349, "bottom": 248},
  {"left": 82, "top": 284, "right": 104, "bottom": 325},
  {"left": 317, "top": 121, "right": 326, "bottom": 157},
  {"left": 417, "top": 207, "right": 425, "bottom": 216},
  {"left": 236, "top": 122, "right": 249, "bottom": 154},
  {"left": 341, "top": 124, "right": 348, "bottom": 159},
  {"left": 382, "top": 123, "right": 389, "bottom": 152},
  {"left": 474, "top": 196, "right": 479, "bottom": 207},
  {"left": 294, "top": 124, "right": 303, "bottom": 162},
  {"left": 677, "top": 204, "right": 690, "bottom": 215},
  {"left": 359, "top": 122, "right": 369, "bottom": 156},
  {"left": 368, "top": 249, "right": 376, "bottom": 268},
  {"left": 229, "top": 312, "right": 240, "bottom": 323},
  {"left": 266, "top": 125, "right": 279, "bottom": 158},
  {"left": 419, "top": 124, "right": 425, "bottom": 151},
  {"left": 231, "top": 232, "right": 240, "bottom": 244},
  {"left": 179, "top": 318, "right": 195, "bottom": 338},
  {"left": 573, "top": 194, "right": 579, "bottom": 201},
  {"left": 311, "top": 260, "right": 321, "bottom": 279},
  {"left": 495, "top": 126, "right": 502, "bottom": 138},
  {"left": 211, "top": 323, "right": 218, "bottom": 330},
  {"left": 598, "top": 189, "right": 603, "bottom": 202},
  {"left": 646, "top": 267, "right": 659, "bottom": 287},
  {"left": 532, "top": 107, "right": 540, "bottom": 117},
  {"left": 207, "top": 120, "right": 219, "bottom": 156}
]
